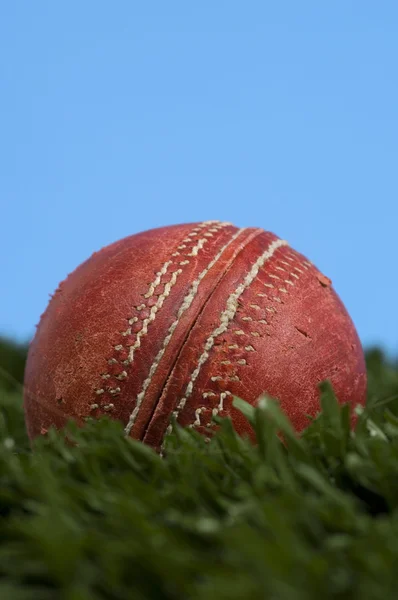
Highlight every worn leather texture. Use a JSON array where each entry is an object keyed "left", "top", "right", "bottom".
[{"left": 23, "top": 220, "right": 367, "bottom": 451}]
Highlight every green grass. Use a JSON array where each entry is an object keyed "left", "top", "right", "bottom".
[{"left": 0, "top": 337, "right": 398, "bottom": 599}]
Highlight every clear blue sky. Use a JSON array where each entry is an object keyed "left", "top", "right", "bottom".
[{"left": 1, "top": 2, "right": 397, "bottom": 355}]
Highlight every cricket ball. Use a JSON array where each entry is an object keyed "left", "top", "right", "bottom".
[{"left": 24, "top": 221, "right": 366, "bottom": 451}]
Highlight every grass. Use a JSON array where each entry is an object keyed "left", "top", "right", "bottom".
[{"left": 0, "top": 337, "right": 398, "bottom": 599}]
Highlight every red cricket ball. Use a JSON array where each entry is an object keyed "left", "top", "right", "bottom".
[{"left": 23, "top": 221, "right": 366, "bottom": 451}]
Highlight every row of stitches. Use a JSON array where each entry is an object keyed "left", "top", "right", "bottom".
[
  {"left": 90, "top": 221, "right": 233, "bottom": 414},
  {"left": 160, "top": 237, "right": 290, "bottom": 452},
  {"left": 123, "top": 226, "right": 248, "bottom": 436},
  {"left": 185, "top": 247, "right": 314, "bottom": 432}
]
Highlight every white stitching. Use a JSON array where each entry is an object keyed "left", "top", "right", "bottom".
[
  {"left": 144, "top": 261, "right": 173, "bottom": 299},
  {"left": 163, "top": 238, "right": 288, "bottom": 441},
  {"left": 128, "top": 268, "right": 183, "bottom": 362},
  {"left": 191, "top": 391, "right": 232, "bottom": 429},
  {"left": 95, "top": 222, "right": 231, "bottom": 397},
  {"left": 124, "top": 228, "right": 247, "bottom": 436},
  {"left": 187, "top": 238, "right": 207, "bottom": 256},
  {"left": 128, "top": 222, "right": 231, "bottom": 363}
]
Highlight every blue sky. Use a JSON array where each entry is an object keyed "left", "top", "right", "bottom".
[{"left": 1, "top": 2, "right": 397, "bottom": 355}]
